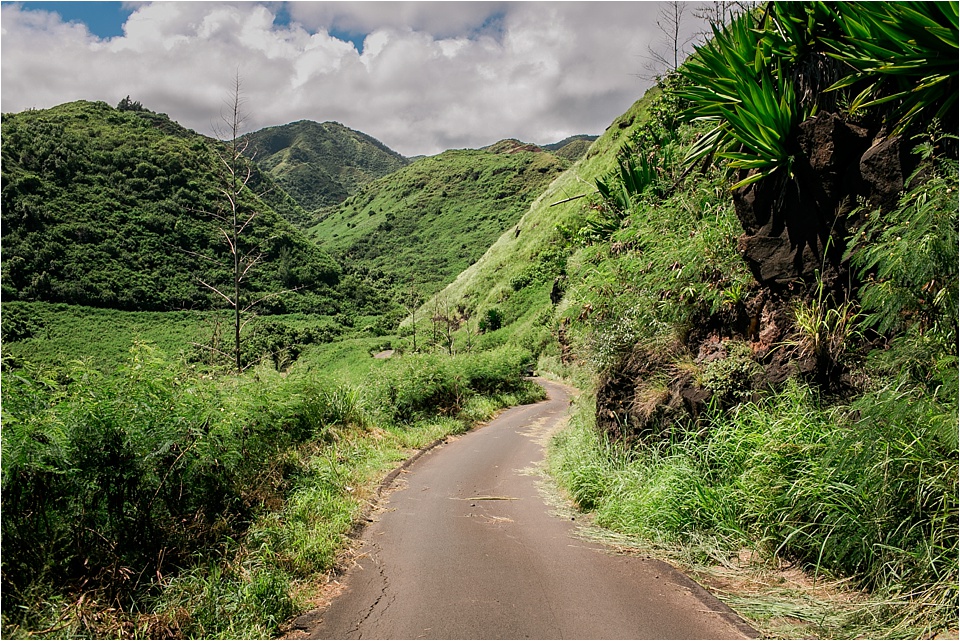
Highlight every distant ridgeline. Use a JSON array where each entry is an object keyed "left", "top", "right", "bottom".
[
  {"left": 0, "top": 101, "right": 343, "bottom": 314},
  {"left": 541, "top": 134, "right": 599, "bottom": 161},
  {"left": 240, "top": 120, "right": 410, "bottom": 215}
]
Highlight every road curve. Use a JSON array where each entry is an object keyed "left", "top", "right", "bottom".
[{"left": 290, "top": 379, "right": 756, "bottom": 640}]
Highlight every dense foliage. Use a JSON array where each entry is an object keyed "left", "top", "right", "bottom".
[
  {"left": 1, "top": 101, "right": 342, "bottom": 314},
  {"left": 240, "top": 120, "right": 409, "bottom": 215},
  {"left": 1, "top": 344, "right": 543, "bottom": 638}
]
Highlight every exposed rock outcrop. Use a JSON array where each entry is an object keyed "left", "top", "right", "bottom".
[{"left": 594, "top": 112, "right": 919, "bottom": 443}]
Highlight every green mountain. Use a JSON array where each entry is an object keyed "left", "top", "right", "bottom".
[
  {"left": 307, "top": 143, "right": 570, "bottom": 296},
  {"left": 241, "top": 120, "right": 409, "bottom": 214},
  {"left": 1, "top": 101, "right": 343, "bottom": 315},
  {"left": 411, "top": 96, "right": 652, "bottom": 344},
  {"left": 543, "top": 134, "right": 598, "bottom": 161}
]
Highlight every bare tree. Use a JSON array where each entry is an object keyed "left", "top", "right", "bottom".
[
  {"left": 691, "top": 1, "right": 754, "bottom": 43},
  {"left": 642, "top": 1, "right": 695, "bottom": 79},
  {"left": 430, "top": 294, "right": 462, "bottom": 356},
  {"left": 196, "top": 74, "right": 294, "bottom": 372},
  {"left": 403, "top": 282, "right": 423, "bottom": 353}
]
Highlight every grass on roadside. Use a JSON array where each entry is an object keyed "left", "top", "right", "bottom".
[
  {"left": 1, "top": 341, "right": 545, "bottom": 639},
  {"left": 547, "top": 383, "right": 958, "bottom": 640}
]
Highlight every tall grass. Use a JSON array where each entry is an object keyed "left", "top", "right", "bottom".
[
  {"left": 2, "top": 340, "right": 544, "bottom": 638},
  {"left": 549, "top": 378, "right": 958, "bottom": 637}
]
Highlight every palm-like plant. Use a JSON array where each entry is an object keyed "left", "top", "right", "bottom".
[
  {"left": 825, "top": 2, "right": 959, "bottom": 134},
  {"left": 678, "top": 11, "right": 802, "bottom": 189},
  {"left": 595, "top": 149, "right": 659, "bottom": 214},
  {"left": 677, "top": 1, "right": 958, "bottom": 191}
]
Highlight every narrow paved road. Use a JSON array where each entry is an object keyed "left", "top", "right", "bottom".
[{"left": 291, "top": 379, "right": 755, "bottom": 639}]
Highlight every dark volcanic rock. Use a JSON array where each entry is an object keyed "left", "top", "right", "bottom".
[
  {"left": 860, "top": 135, "right": 915, "bottom": 210},
  {"left": 797, "top": 113, "right": 870, "bottom": 202},
  {"left": 731, "top": 113, "right": 895, "bottom": 290}
]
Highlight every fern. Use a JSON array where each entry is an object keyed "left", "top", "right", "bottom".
[{"left": 852, "top": 154, "right": 959, "bottom": 350}]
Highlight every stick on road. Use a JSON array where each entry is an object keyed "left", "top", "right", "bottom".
[{"left": 291, "top": 379, "right": 756, "bottom": 639}]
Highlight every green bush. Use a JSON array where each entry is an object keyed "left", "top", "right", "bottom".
[
  {"left": 0, "top": 345, "right": 360, "bottom": 622},
  {"left": 372, "top": 347, "right": 535, "bottom": 423}
]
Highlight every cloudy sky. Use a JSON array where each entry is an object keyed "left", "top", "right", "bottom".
[{"left": 1, "top": 1, "right": 709, "bottom": 156}]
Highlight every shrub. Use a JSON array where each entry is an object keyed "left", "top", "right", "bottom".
[{"left": 0, "top": 345, "right": 356, "bottom": 621}]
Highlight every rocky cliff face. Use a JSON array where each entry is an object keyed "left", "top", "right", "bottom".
[{"left": 595, "top": 111, "right": 921, "bottom": 443}]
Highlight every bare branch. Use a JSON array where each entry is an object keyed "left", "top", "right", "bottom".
[
  {"left": 219, "top": 228, "right": 236, "bottom": 254},
  {"left": 162, "top": 241, "right": 222, "bottom": 265},
  {"left": 237, "top": 210, "right": 259, "bottom": 236},
  {"left": 198, "top": 279, "right": 236, "bottom": 307},
  {"left": 190, "top": 342, "right": 231, "bottom": 358},
  {"left": 240, "top": 252, "right": 265, "bottom": 280},
  {"left": 550, "top": 191, "right": 597, "bottom": 207}
]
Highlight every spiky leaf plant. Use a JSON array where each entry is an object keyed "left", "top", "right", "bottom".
[
  {"left": 678, "top": 11, "right": 802, "bottom": 189},
  {"left": 595, "top": 148, "right": 660, "bottom": 214},
  {"left": 825, "top": 2, "right": 959, "bottom": 134}
]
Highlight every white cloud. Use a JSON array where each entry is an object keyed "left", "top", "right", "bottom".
[{"left": 1, "top": 1, "right": 704, "bottom": 156}]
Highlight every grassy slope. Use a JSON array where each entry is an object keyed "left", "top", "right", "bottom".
[
  {"left": 241, "top": 120, "right": 409, "bottom": 214},
  {"left": 309, "top": 144, "right": 570, "bottom": 295},
  {"left": 414, "top": 92, "right": 657, "bottom": 351}
]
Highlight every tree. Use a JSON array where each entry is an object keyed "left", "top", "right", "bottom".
[
  {"left": 641, "top": 1, "right": 696, "bottom": 79},
  {"left": 117, "top": 95, "right": 145, "bottom": 112},
  {"left": 430, "top": 294, "right": 461, "bottom": 356},
  {"left": 196, "top": 74, "right": 296, "bottom": 372},
  {"left": 403, "top": 282, "right": 424, "bottom": 353},
  {"left": 691, "top": 1, "right": 753, "bottom": 43}
]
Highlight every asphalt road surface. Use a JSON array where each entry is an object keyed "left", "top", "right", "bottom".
[{"left": 291, "top": 379, "right": 756, "bottom": 640}]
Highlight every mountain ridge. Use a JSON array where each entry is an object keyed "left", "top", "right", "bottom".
[{"left": 241, "top": 119, "right": 409, "bottom": 214}]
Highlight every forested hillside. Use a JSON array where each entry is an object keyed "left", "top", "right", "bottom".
[
  {"left": 309, "top": 142, "right": 569, "bottom": 295},
  {"left": 1, "top": 101, "right": 343, "bottom": 314},
  {"left": 241, "top": 120, "right": 409, "bottom": 214}
]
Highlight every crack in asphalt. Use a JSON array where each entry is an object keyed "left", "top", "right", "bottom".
[{"left": 351, "top": 540, "right": 392, "bottom": 639}]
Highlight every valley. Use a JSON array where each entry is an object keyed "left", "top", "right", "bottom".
[{"left": 2, "top": 3, "right": 958, "bottom": 639}]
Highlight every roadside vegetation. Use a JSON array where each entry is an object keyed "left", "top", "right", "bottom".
[
  {"left": 1, "top": 342, "right": 542, "bottom": 638},
  {"left": 540, "top": 4, "right": 958, "bottom": 638}
]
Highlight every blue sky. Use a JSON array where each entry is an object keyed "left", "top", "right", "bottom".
[
  {"left": 9, "top": 1, "right": 133, "bottom": 37},
  {"left": 1, "top": 2, "right": 708, "bottom": 156}
]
